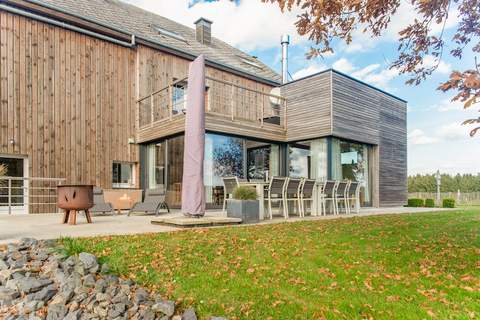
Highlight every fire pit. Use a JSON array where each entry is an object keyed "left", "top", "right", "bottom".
[{"left": 57, "top": 185, "right": 94, "bottom": 225}]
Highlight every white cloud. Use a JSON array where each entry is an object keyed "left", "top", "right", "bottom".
[
  {"left": 436, "top": 122, "right": 472, "bottom": 141},
  {"left": 125, "top": 0, "right": 307, "bottom": 51},
  {"left": 292, "top": 61, "right": 327, "bottom": 80},
  {"left": 331, "top": 58, "right": 399, "bottom": 89},
  {"left": 408, "top": 129, "right": 438, "bottom": 145},
  {"left": 332, "top": 58, "right": 355, "bottom": 73},
  {"left": 430, "top": 98, "right": 464, "bottom": 112},
  {"left": 422, "top": 55, "right": 452, "bottom": 74},
  {"left": 342, "top": 3, "right": 459, "bottom": 53}
]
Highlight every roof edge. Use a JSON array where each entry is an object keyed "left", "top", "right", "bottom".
[
  {"left": 282, "top": 68, "right": 407, "bottom": 103},
  {"left": 17, "top": 0, "right": 281, "bottom": 86}
]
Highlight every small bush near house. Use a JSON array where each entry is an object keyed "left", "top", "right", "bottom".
[
  {"left": 442, "top": 198, "right": 456, "bottom": 208},
  {"left": 407, "top": 198, "right": 424, "bottom": 207},
  {"left": 232, "top": 186, "right": 257, "bottom": 200},
  {"left": 425, "top": 199, "right": 435, "bottom": 207}
]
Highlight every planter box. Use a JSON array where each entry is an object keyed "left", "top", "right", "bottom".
[{"left": 227, "top": 199, "right": 260, "bottom": 224}]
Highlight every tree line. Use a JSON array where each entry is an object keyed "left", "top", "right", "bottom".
[{"left": 408, "top": 174, "right": 480, "bottom": 193}]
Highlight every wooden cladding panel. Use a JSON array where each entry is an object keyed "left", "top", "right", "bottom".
[
  {"left": 136, "top": 45, "right": 275, "bottom": 136},
  {"left": 330, "top": 72, "right": 407, "bottom": 206},
  {"left": 281, "top": 72, "right": 332, "bottom": 142},
  {"left": 0, "top": 11, "right": 138, "bottom": 191},
  {"left": 331, "top": 72, "right": 380, "bottom": 145}
]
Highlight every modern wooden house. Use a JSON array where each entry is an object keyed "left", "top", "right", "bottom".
[{"left": 0, "top": 0, "right": 407, "bottom": 213}]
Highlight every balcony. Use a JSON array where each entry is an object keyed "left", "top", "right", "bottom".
[{"left": 136, "top": 76, "right": 287, "bottom": 142}]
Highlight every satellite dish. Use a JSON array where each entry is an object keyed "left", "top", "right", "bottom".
[{"left": 269, "top": 87, "right": 282, "bottom": 106}]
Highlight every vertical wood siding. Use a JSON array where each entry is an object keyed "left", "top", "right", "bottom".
[
  {"left": 331, "top": 72, "right": 407, "bottom": 206},
  {"left": 0, "top": 11, "right": 138, "bottom": 191},
  {"left": 281, "top": 72, "right": 332, "bottom": 141}
]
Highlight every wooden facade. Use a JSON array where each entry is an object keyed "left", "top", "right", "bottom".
[
  {"left": 281, "top": 70, "right": 408, "bottom": 207},
  {"left": 0, "top": 4, "right": 407, "bottom": 211}
]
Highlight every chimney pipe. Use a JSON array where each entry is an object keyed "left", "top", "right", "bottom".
[{"left": 281, "top": 34, "right": 290, "bottom": 84}]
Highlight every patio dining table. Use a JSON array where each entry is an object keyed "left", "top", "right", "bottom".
[{"left": 238, "top": 181, "right": 268, "bottom": 220}]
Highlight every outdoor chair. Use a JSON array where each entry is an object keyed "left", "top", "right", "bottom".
[
  {"left": 90, "top": 187, "right": 114, "bottom": 215},
  {"left": 322, "top": 180, "right": 338, "bottom": 215},
  {"left": 346, "top": 181, "right": 361, "bottom": 214},
  {"left": 265, "top": 176, "right": 288, "bottom": 219},
  {"left": 299, "top": 179, "right": 316, "bottom": 217},
  {"left": 335, "top": 181, "right": 350, "bottom": 214},
  {"left": 128, "top": 187, "right": 169, "bottom": 216},
  {"left": 222, "top": 176, "right": 240, "bottom": 214},
  {"left": 284, "top": 178, "right": 303, "bottom": 218}
]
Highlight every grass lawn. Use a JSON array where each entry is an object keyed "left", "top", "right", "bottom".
[{"left": 65, "top": 208, "right": 480, "bottom": 319}]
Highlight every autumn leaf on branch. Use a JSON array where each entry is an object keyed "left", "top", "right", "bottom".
[{"left": 263, "top": 0, "right": 480, "bottom": 136}]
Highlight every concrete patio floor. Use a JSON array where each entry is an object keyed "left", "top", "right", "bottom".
[{"left": 0, "top": 207, "right": 453, "bottom": 244}]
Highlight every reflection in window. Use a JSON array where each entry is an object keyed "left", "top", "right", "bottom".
[
  {"left": 0, "top": 157, "right": 25, "bottom": 206},
  {"left": 147, "top": 143, "right": 166, "bottom": 189},
  {"left": 331, "top": 138, "right": 371, "bottom": 205},
  {"left": 112, "top": 162, "right": 135, "bottom": 188},
  {"left": 288, "top": 139, "right": 327, "bottom": 180}
]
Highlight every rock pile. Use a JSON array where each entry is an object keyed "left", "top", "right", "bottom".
[{"left": 0, "top": 238, "right": 223, "bottom": 320}]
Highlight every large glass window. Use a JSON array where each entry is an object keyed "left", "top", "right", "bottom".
[
  {"left": 0, "top": 157, "right": 25, "bottom": 207},
  {"left": 288, "top": 138, "right": 327, "bottom": 180},
  {"left": 112, "top": 162, "right": 135, "bottom": 188},
  {"left": 145, "top": 133, "right": 279, "bottom": 208},
  {"left": 331, "top": 138, "right": 371, "bottom": 205}
]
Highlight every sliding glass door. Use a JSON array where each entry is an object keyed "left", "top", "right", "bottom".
[{"left": 288, "top": 138, "right": 328, "bottom": 180}]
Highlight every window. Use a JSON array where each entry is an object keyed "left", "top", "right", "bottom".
[{"left": 112, "top": 162, "right": 135, "bottom": 188}]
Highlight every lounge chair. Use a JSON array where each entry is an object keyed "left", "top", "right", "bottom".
[
  {"left": 128, "top": 188, "right": 170, "bottom": 216},
  {"left": 90, "top": 187, "right": 114, "bottom": 215}
]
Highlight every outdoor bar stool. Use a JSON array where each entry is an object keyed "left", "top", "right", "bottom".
[
  {"left": 222, "top": 176, "right": 240, "bottom": 214},
  {"left": 335, "top": 180, "right": 350, "bottom": 215},
  {"left": 284, "top": 178, "right": 302, "bottom": 218},
  {"left": 265, "top": 176, "right": 288, "bottom": 219},
  {"left": 322, "top": 180, "right": 338, "bottom": 215},
  {"left": 346, "top": 181, "right": 361, "bottom": 214},
  {"left": 299, "top": 178, "right": 316, "bottom": 217}
]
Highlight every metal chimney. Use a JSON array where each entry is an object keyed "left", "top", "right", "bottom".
[{"left": 281, "top": 34, "right": 290, "bottom": 84}]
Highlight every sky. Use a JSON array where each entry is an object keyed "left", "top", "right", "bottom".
[{"left": 126, "top": 0, "right": 480, "bottom": 176}]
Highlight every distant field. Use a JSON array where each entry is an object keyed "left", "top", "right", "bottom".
[{"left": 65, "top": 209, "right": 480, "bottom": 319}]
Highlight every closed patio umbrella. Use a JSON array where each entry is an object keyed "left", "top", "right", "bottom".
[{"left": 181, "top": 55, "right": 206, "bottom": 217}]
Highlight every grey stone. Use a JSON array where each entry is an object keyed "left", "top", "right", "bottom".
[
  {"left": 182, "top": 308, "right": 197, "bottom": 320},
  {"left": 152, "top": 300, "right": 175, "bottom": 317},
  {"left": 17, "top": 300, "right": 44, "bottom": 314},
  {"left": 139, "top": 310, "right": 155, "bottom": 320},
  {"left": 0, "top": 285, "right": 20, "bottom": 300},
  {"left": 96, "top": 292, "right": 109, "bottom": 302},
  {"left": 30, "top": 284, "right": 57, "bottom": 302},
  {"left": 0, "top": 259, "right": 9, "bottom": 270},
  {"left": 83, "top": 274, "right": 96, "bottom": 287},
  {"left": 6, "top": 277, "right": 52, "bottom": 294},
  {"left": 134, "top": 288, "right": 149, "bottom": 304},
  {"left": 46, "top": 303, "right": 67, "bottom": 320},
  {"left": 104, "top": 274, "right": 119, "bottom": 285},
  {"left": 93, "top": 306, "right": 108, "bottom": 318},
  {"left": 78, "top": 253, "right": 98, "bottom": 271},
  {"left": 19, "top": 238, "right": 38, "bottom": 249},
  {"left": 108, "top": 303, "right": 126, "bottom": 318},
  {"left": 64, "top": 310, "right": 82, "bottom": 320},
  {"left": 93, "top": 279, "right": 106, "bottom": 293},
  {"left": 100, "top": 263, "right": 110, "bottom": 274}
]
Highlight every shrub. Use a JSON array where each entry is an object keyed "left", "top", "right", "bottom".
[
  {"left": 442, "top": 198, "right": 455, "bottom": 208},
  {"left": 232, "top": 186, "right": 257, "bottom": 200},
  {"left": 407, "top": 198, "right": 424, "bottom": 207},
  {"left": 424, "top": 199, "right": 435, "bottom": 207}
]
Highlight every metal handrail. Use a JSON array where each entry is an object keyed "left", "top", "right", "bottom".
[{"left": 0, "top": 176, "right": 66, "bottom": 214}]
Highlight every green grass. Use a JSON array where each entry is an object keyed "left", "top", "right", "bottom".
[{"left": 71, "top": 209, "right": 480, "bottom": 319}]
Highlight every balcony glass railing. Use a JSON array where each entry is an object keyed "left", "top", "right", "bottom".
[{"left": 137, "top": 76, "right": 287, "bottom": 129}]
